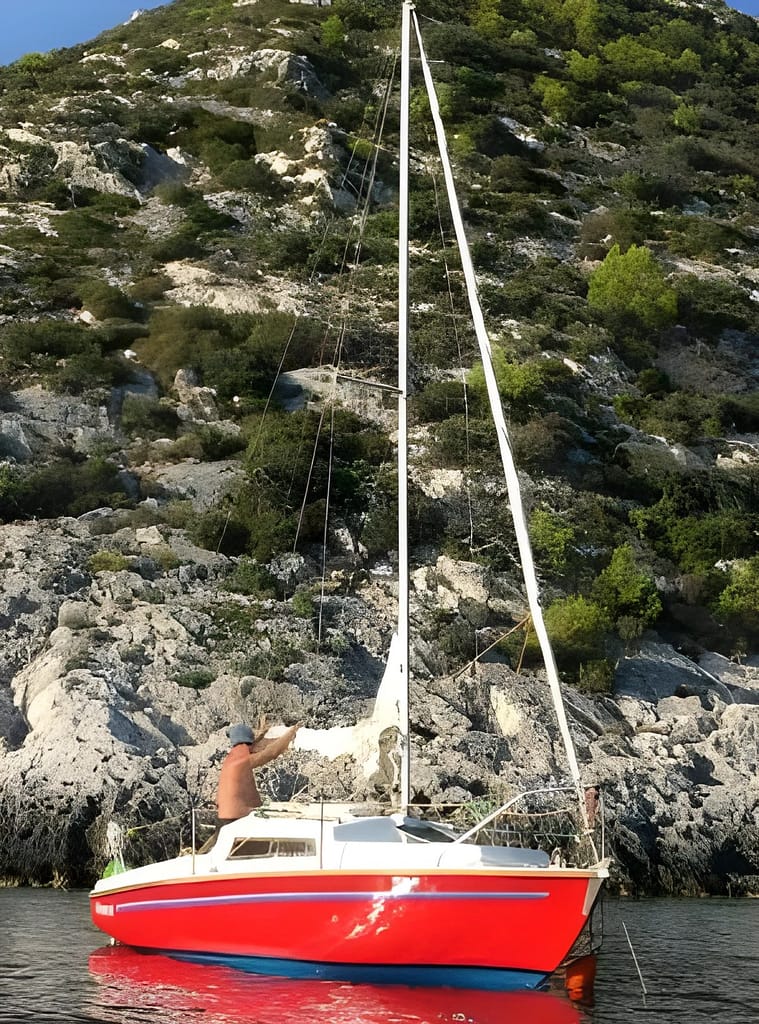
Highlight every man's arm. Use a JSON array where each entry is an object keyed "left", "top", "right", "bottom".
[{"left": 248, "top": 724, "right": 300, "bottom": 768}]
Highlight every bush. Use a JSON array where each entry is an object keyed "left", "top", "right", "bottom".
[
  {"left": 591, "top": 544, "right": 661, "bottom": 637},
  {"left": 587, "top": 244, "right": 678, "bottom": 331},
  {"left": 413, "top": 380, "right": 469, "bottom": 423},
  {"left": 129, "top": 274, "right": 172, "bottom": 304},
  {"left": 239, "top": 635, "right": 308, "bottom": 682},
  {"left": 89, "top": 550, "right": 130, "bottom": 573},
  {"left": 224, "top": 557, "right": 277, "bottom": 598},
  {"left": 468, "top": 347, "right": 572, "bottom": 421},
  {"left": 511, "top": 414, "right": 575, "bottom": 471},
  {"left": 175, "top": 668, "right": 215, "bottom": 690},
  {"left": 530, "top": 508, "right": 576, "bottom": 573},
  {"left": 713, "top": 556, "right": 759, "bottom": 640},
  {"left": 542, "top": 595, "right": 609, "bottom": 673},
  {"left": 0, "top": 466, "right": 25, "bottom": 521},
  {"left": 0, "top": 320, "right": 95, "bottom": 364},
  {"left": 630, "top": 478, "right": 759, "bottom": 574},
  {"left": 0, "top": 457, "right": 132, "bottom": 522},
  {"left": 577, "top": 659, "right": 615, "bottom": 694},
  {"left": 120, "top": 396, "right": 179, "bottom": 440},
  {"left": 219, "top": 158, "right": 286, "bottom": 197},
  {"left": 76, "top": 280, "right": 139, "bottom": 321},
  {"left": 674, "top": 275, "right": 759, "bottom": 339},
  {"left": 291, "top": 587, "right": 315, "bottom": 618}
]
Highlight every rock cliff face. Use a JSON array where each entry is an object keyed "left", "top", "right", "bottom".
[{"left": 0, "top": 501, "right": 757, "bottom": 893}]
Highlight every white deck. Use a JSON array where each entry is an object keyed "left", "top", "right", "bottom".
[{"left": 92, "top": 810, "right": 557, "bottom": 893}]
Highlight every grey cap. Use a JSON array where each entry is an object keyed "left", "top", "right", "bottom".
[{"left": 227, "top": 723, "right": 255, "bottom": 745}]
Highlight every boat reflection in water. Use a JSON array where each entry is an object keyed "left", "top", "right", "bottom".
[{"left": 88, "top": 946, "right": 583, "bottom": 1024}]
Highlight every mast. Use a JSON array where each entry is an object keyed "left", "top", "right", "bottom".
[
  {"left": 412, "top": 13, "right": 588, "bottom": 818},
  {"left": 397, "top": 0, "right": 412, "bottom": 813}
]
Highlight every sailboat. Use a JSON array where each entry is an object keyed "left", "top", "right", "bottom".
[{"left": 90, "top": 2, "right": 609, "bottom": 990}]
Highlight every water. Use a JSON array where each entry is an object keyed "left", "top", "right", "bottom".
[{"left": 1, "top": 889, "right": 757, "bottom": 1023}]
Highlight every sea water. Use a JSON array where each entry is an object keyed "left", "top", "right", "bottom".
[{"left": 0, "top": 888, "right": 757, "bottom": 1023}]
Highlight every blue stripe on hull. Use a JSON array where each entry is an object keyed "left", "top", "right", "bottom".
[
  {"left": 122, "top": 889, "right": 548, "bottom": 913},
  {"left": 160, "top": 949, "right": 548, "bottom": 991}
]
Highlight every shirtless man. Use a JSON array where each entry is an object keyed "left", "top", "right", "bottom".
[{"left": 216, "top": 721, "right": 300, "bottom": 823}]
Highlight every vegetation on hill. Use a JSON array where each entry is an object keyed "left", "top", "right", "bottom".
[{"left": 2, "top": 0, "right": 759, "bottom": 686}]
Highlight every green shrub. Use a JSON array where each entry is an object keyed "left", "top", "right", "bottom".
[
  {"left": 162, "top": 500, "right": 194, "bottom": 529},
  {"left": 0, "top": 320, "right": 95, "bottom": 364},
  {"left": 580, "top": 207, "right": 657, "bottom": 252},
  {"left": 468, "top": 346, "right": 572, "bottom": 420},
  {"left": 321, "top": 14, "right": 346, "bottom": 51},
  {"left": 291, "top": 587, "right": 315, "bottom": 618},
  {"left": 76, "top": 280, "right": 139, "bottom": 321},
  {"left": 577, "top": 658, "right": 615, "bottom": 694},
  {"left": 192, "top": 425, "right": 246, "bottom": 461},
  {"left": 219, "top": 158, "right": 286, "bottom": 197},
  {"left": 630, "top": 479, "right": 759, "bottom": 574},
  {"left": 239, "top": 635, "right": 308, "bottom": 682},
  {"left": 153, "top": 545, "right": 181, "bottom": 571},
  {"left": 674, "top": 275, "right": 759, "bottom": 339},
  {"left": 713, "top": 556, "right": 759, "bottom": 638},
  {"left": 511, "top": 414, "right": 575, "bottom": 471},
  {"left": 175, "top": 668, "right": 215, "bottom": 689},
  {"left": 431, "top": 415, "right": 498, "bottom": 469},
  {"left": 0, "top": 466, "right": 25, "bottom": 521},
  {"left": 542, "top": 595, "right": 609, "bottom": 672},
  {"left": 169, "top": 434, "right": 205, "bottom": 461},
  {"left": 591, "top": 544, "right": 661, "bottom": 636},
  {"left": 413, "top": 380, "right": 469, "bottom": 423},
  {"left": 89, "top": 550, "right": 130, "bottom": 573},
  {"left": 129, "top": 274, "right": 172, "bottom": 304},
  {"left": 530, "top": 508, "right": 576, "bottom": 573},
  {"left": 53, "top": 345, "right": 131, "bottom": 395},
  {"left": 0, "top": 457, "right": 132, "bottom": 522},
  {"left": 587, "top": 244, "right": 678, "bottom": 331},
  {"left": 225, "top": 557, "right": 277, "bottom": 597},
  {"left": 120, "top": 396, "right": 179, "bottom": 440}
]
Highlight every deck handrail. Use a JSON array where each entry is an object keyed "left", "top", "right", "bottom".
[{"left": 452, "top": 786, "right": 576, "bottom": 845}]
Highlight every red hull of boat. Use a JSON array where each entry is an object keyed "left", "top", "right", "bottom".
[{"left": 90, "top": 868, "right": 596, "bottom": 976}]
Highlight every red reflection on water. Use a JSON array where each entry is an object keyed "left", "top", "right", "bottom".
[{"left": 88, "top": 946, "right": 583, "bottom": 1024}]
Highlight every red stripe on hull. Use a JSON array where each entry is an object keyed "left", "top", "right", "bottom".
[{"left": 91, "top": 871, "right": 595, "bottom": 974}]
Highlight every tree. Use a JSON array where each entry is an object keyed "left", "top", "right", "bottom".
[
  {"left": 601, "top": 36, "right": 671, "bottom": 83},
  {"left": 673, "top": 102, "right": 700, "bottom": 134},
  {"left": 567, "top": 50, "right": 603, "bottom": 86},
  {"left": 714, "top": 556, "right": 759, "bottom": 639},
  {"left": 530, "top": 508, "right": 576, "bottom": 573},
  {"left": 468, "top": 345, "right": 550, "bottom": 418},
  {"left": 8, "top": 51, "right": 53, "bottom": 88},
  {"left": 543, "top": 595, "right": 608, "bottom": 671},
  {"left": 470, "top": 0, "right": 506, "bottom": 40},
  {"left": 321, "top": 15, "right": 346, "bottom": 52},
  {"left": 587, "top": 244, "right": 677, "bottom": 330},
  {"left": 532, "top": 76, "right": 573, "bottom": 122},
  {"left": 592, "top": 544, "right": 661, "bottom": 638}
]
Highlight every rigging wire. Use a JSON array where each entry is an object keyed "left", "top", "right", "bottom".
[
  {"left": 248, "top": 47, "right": 397, "bottom": 462},
  {"left": 412, "top": 7, "right": 592, "bottom": 838},
  {"left": 278, "top": 54, "right": 398, "bottom": 646},
  {"left": 245, "top": 48, "right": 397, "bottom": 574},
  {"left": 429, "top": 168, "right": 476, "bottom": 556}
]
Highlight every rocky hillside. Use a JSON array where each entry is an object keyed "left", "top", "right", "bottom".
[{"left": 0, "top": 0, "right": 758, "bottom": 893}]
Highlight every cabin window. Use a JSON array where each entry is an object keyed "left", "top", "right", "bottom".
[{"left": 227, "top": 838, "right": 316, "bottom": 859}]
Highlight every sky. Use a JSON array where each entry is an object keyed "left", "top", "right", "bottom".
[
  {"left": 0, "top": 0, "right": 758, "bottom": 67},
  {"left": 0, "top": 1, "right": 169, "bottom": 67}
]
